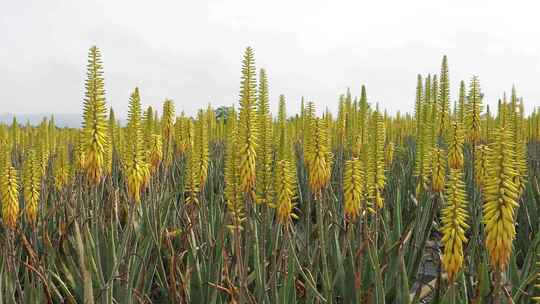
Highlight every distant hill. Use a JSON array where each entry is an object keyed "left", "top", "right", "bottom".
[{"left": 0, "top": 113, "right": 82, "bottom": 128}]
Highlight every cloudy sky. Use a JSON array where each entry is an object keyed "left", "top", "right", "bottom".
[{"left": 1, "top": 0, "right": 539, "bottom": 118}]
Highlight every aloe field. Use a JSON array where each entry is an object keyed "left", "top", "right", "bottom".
[{"left": 0, "top": 46, "right": 539, "bottom": 304}]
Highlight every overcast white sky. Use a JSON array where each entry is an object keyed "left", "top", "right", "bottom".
[{"left": 1, "top": 0, "right": 539, "bottom": 117}]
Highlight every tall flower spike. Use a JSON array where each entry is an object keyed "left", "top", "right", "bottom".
[
  {"left": 1, "top": 166, "right": 19, "bottom": 230},
  {"left": 174, "top": 114, "right": 188, "bottom": 156},
  {"left": 237, "top": 47, "right": 258, "bottom": 194},
  {"left": 125, "top": 88, "right": 149, "bottom": 203},
  {"left": 194, "top": 110, "right": 209, "bottom": 190},
  {"left": 368, "top": 109, "right": 386, "bottom": 209},
  {"left": 276, "top": 95, "right": 288, "bottom": 161},
  {"left": 336, "top": 95, "right": 346, "bottom": 149},
  {"left": 441, "top": 169, "right": 469, "bottom": 282},
  {"left": 74, "top": 131, "right": 86, "bottom": 173},
  {"left": 82, "top": 46, "right": 108, "bottom": 185},
  {"left": 438, "top": 55, "right": 450, "bottom": 138},
  {"left": 38, "top": 119, "right": 50, "bottom": 177},
  {"left": 474, "top": 145, "right": 490, "bottom": 190},
  {"left": 308, "top": 118, "right": 332, "bottom": 196},
  {"left": 466, "top": 76, "right": 482, "bottom": 144},
  {"left": 153, "top": 110, "right": 160, "bottom": 134},
  {"left": 274, "top": 98, "right": 297, "bottom": 223},
  {"left": 457, "top": 80, "right": 466, "bottom": 125},
  {"left": 385, "top": 142, "right": 395, "bottom": 168},
  {"left": 414, "top": 74, "right": 423, "bottom": 136},
  {"left": 483, "top": 127, "right": 519, "bottom": 271},
  {"left": 143, "top": 106, "right": 154, "bottom": 151},
  {"left": 224, "top": 108, "right": 246, "bottom": 229},
  {"left": 0, "top": 130, "right": 9, "bottom": 170},
  {"left": 431, "top": 147, "right": 446, "bottom": 193},
  {"left": 275, "top": 159, "right": 297, "bottom": 223},
  {"left": 303, "top": 101, "right": 316, "bottom": 168},
  {"left": 23, "top": 149, "right": 41, "bottom": 225},
  {"left": 343, "top": 157, "right": 363, "bottom": 220},
  {"left": 448, "top": 121, "right": 464, "bottom": 170},
  {"left": 53, "top": 144, "right": 71, "bottom": 191},
  {"left": 148, "top": 134, "right": 163, "bottom": 173},
  {"left": 108, "top": 108, "right": 118, "bottom": 148},
  {"left": 162, "top": 99, "right": 175, "bottom": 166},
  {"left": 255, "top": 69, "right": 273, "bottom": 205},
  {"left": 184, "top": 119, "right": 199, "bottom": 205},
  {"left": 414, "top": 91, "right": 432, "bottom": 195},
  {"left": 48, "top": 116, "right": 57, "bottom": 153},
  {"left": 206, "top": 104, "right": 216, "bottom": 144},
  {"left": 514, "top": 122, "right": 528, "bottom": 196},
  {"left": 10, "top": 118, "right": 20, "bottom": 152},
  {"left": 358, "top": 86, "right": 369, "bottom": 148}
]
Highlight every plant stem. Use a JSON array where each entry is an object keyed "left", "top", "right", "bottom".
[
  {"left": 316, "top": 193, "right": 332, "bottom": 303},
  {"left": 252, "top": 204, "right": 264, "bottom": 302},
  {"left": 450, "top": 282, "right": 456, "bottom": 304},
  {"left": 493, "top": 270, "right": 502, "bottom": 304}
]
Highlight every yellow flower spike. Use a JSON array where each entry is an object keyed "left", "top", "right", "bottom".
[
  {"left": 143, "top": 106, "right": 155, "bottom": 151},
  {"left": 178, "top": 117, "right": 194, "bottom": 158},
  {"left": 307, "top": 118, "right": 332, "bottom": 196},
  {"left": 255, "top": 69, "right": 273, "bottom": 205},
  {"left": 483, "top": 127, "right": 519, "bottom": 271},
  {"left": 367, "top": 109, "right": 386, "bottom": 209},
  {"left": 224, "top": 108, "right": 246, "bottom": 230},
  {"left": 335, "top": 95, "right": 346, "bottom": 150},
  {"left": 414, "top": 90, "right": 433, "bottom": 196},
  {"left": 124, "top": 88, "right": 148, "bottom": 203},
  {"left": 116, "top": 125, "right": 128, "bottom": 172},
  {"left": 276, "top": 95, "right": 289, "bottom": 162},
  {"left": 74, "top": 131, "right": 86, "bottom": 173},
  {"left": 343, "top": 157, "right": 363, "bottom": 220},
  {"left": 38, "top": 119, "right": 50, "bottom": 177},
  {"left": 182, "top": 118, "right": 198, "bottom": 205},
  {"left": 206, "top": 105, "right": 217, "bottom": 144},
  {"left": 184, "top": 149, "right": 200, "bottom": 206},
  {"left": 237, "top": 47, "right": 258, "bottom": 195},
  {"left": 148, "top": 134, "right": 163, "bottom": 174},
  {"left": 474, "top": 145, "right": 490, "bottom": 190},
  {"left": 273, "top": 96, "right": 298, "bottom": 223},
  {"left": 182, "top": 111, "right": 208, "bottom": 204},
  {"left": 504, "top": 88, "right": 528, "bottom": 196},
  {"left": 275, "top": 159, "right": 297, "bottom": 224},
  {"left": 466, "top": 76, "right": 482, "bottom": 144},
  {"left": 162, "top": 99, "right": 175, "bottom": 166},
  {"left": 1, "top": 166, "right": 20, "bottom": 230},
  {"left": 440, "top": 169, "right": 469, "bottom": 283},
  {"left": 82, "top": 46, "right": 109, "bottom": 185},
  {"left": 303, "top": 101, "right": 316, "bottom": 169},
  {"left": 438, "top": 55, "right": 451, "bottom": 139},
  {"left": 23, "top": 149, "right": 41, "bottom": 225},
  {"left": 53, "top": 144, "right": 71, "bottom": 191},
  {"left": 385, "top": 142, "right": 395, "bottom": 168},
  {"left": 358, "top": 86, "right": 369, "bottom": 148},
  {"left": 174, "top": 113, "right": 190, "bottom": 156},
  {"left": 431, "top": 147, "right": 446, "bottom": 193},
  {"left": 194, "top": 110, "right": 209, "bottom": 190},
  {"left": 448, "top": 121, "right": 464, "bottom": 170}
]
